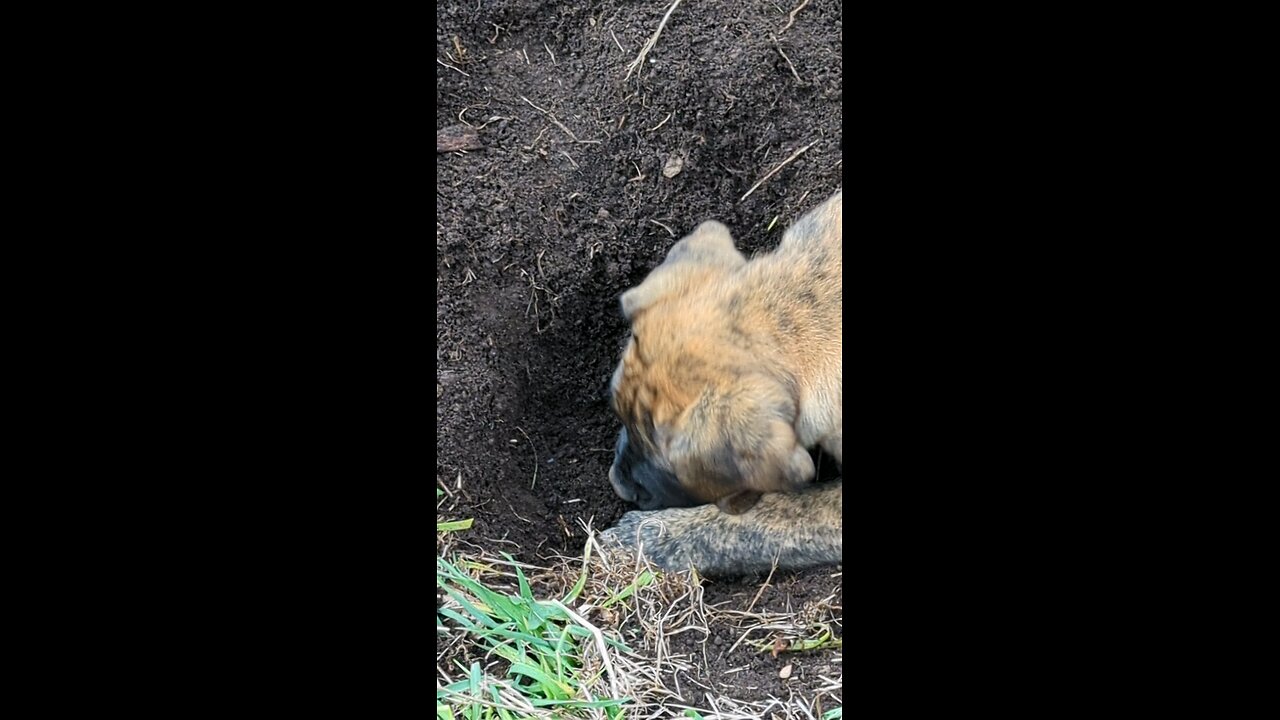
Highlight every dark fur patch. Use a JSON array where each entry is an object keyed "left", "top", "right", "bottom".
[
  {"left": 810, "top": 251, "right": 830, "bottom": 277},
  {"left": 777, "top": 308, "right": 797, "bottom": 333},
  {"left": 716, "top": 490, "right": 762, "bottom": 514}
]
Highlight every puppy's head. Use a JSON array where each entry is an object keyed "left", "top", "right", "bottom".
[{"left": 607, "top": 221, "right": 815, "bottom": 513}]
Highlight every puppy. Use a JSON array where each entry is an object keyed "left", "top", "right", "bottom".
[{"left": 605, "top": 190, "right": 842, "bottom": 550}]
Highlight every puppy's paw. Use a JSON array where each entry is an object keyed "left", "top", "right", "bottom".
[
  {"left": 600, "top": 483, "right": 844, "bottom": 576},
  {"left": 599, "top": 506, "right": 708, "bottom": 572}
]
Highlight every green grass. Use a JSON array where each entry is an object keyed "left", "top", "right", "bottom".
[
  {"left": 437, "top": 518, "right": 474, "bottom": 532},
  {"left": 437, "top": 489, "right": 474, "bottom": 533},
  {"left": 748, "top": 624, "right": 843, "bottom": 655},
  {"left": 436, "top": 545, "right": 638, "bottom": 719},
  {"left": 436, "top": 485, "right": 841, "bottom": 718}
]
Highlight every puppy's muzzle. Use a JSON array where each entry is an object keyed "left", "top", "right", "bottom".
[{"left": 608, "top": 428, "right": 698, "bottom": 510}]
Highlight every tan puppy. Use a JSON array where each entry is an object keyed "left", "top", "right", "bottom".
[{"left": 602, "top": 190, "right": 842, "bottom": 574}]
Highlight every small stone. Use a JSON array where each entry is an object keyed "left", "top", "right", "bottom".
[
  {"left": 662, "top": 154, "right": 684, "bottom": 178},
  {"left": 779, "top": 663, "right": 793, "bottom": 679}
]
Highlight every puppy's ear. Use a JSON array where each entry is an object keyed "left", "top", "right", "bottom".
[
  {"left": 668, "top": 376, "right": 815, "bottom": 501},
  {"left": 661, "top": 221, "right": 744, "bottom": 267},
  {"left": 738, "top": 419, "right": 815, "bottom": 492},
  {"left": 668, "top": 415, "right": 814, "bottom": 505},
  {"left": 620, "top": 221, "right": 746, "bottom": 319},
  {"left": 712, "top": 378, "right": 815, "bottom": 493},
  {"left": 777, "top": 444, "right": 817, "bottom": 487}
]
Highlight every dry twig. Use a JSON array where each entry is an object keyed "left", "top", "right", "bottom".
[
  {"left": 774, "top": 36, "right": 804, "bottom": 83},
  {"left": 624, "top": 0, "right": 682, "bottom": 81},
  {"left": 645, "top": 110, "right": 674, "bottom": 133},
  {"left": 780, "top": 0, "right": 812, "bottom": 33},
  {"left": 649, "top": 219, "right": 675, "bottom": 237},
  {"left": 740, "top": 140, "right": 819, "bottom": 201},
  {"left": 436, "top": 58, "right": 470, "bottom": 77},
  {"left": 437, "top": 125, "right": 483, "bottom": 153},
  {"left": 520, "top": 96, "right": 603, "bottom": 145},
  {"left": 552, "top": 600, "right": 623, "bottom": 701}
]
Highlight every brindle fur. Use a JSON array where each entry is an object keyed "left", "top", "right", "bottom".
[
  {"left": 602, "top": 190, "right": 842, "bottom": 574},
  {"left": 602, "top": 482, "right": 842, "bottom": 575}
]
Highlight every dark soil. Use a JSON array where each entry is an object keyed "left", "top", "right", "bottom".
[{"left": 437, "top": 0, "right": 842, "bottom": 706}]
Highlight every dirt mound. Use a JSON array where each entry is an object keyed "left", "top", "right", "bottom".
[{"left": 437, "top": 0, "right": 842, "bottom": 706}]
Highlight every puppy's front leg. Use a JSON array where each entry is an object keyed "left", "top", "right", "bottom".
[{"left": 600, "top": 482, "right": 842, "bottom": 576}]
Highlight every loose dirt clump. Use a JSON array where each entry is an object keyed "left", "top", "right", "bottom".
[{"left": 437, "top": 0, "right": 842, "bottom": 708}]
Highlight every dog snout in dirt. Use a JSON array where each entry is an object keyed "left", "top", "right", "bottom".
[{"left": 608, "top": 427, "right": 697, "bottom": 510}]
